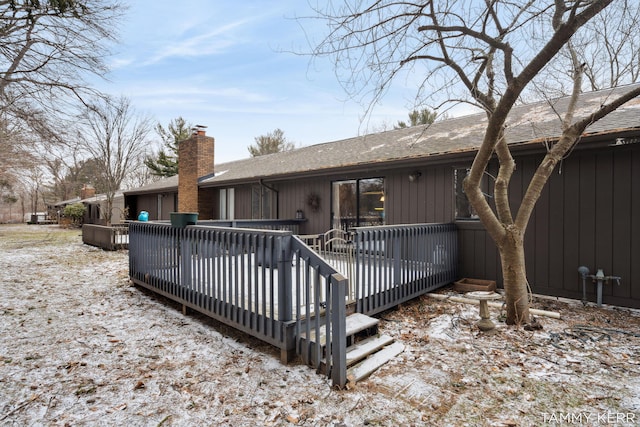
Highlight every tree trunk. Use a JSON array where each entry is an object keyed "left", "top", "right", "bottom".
[
  {"left": 498, "top": 227, "right": 531, "bottom": 325},
  {"left": 104, "top": 194, "right": 113, "bottom": 226}
]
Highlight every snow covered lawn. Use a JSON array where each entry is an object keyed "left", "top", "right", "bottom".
[{"left": 1, "top": 224, "right": 638, "bottom": 426}]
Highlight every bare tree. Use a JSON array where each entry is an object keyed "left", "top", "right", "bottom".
[
  {"left": 77, "top": 95, "right": 153, "bottom": 224},
  {"left": 0, "top": 0, "right": 125, "bottom": 166},
  {"left": 311, "top": 0, "right": 640, "bottom": 324},
  {"left": 577, "top": 0, "right": 640, "bottom": 90}
]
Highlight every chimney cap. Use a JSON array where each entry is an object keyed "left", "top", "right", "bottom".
[{"left": 192, "top": 124, "right": 207, "bottom": 136}]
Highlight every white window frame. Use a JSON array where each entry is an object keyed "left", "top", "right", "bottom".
[{"left": 219, "top": 188, "right": 235, "bottom": 220}]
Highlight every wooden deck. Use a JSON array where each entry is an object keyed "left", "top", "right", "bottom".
[{"left": 129, "top": 221, "right": 458, "bottom": 387}]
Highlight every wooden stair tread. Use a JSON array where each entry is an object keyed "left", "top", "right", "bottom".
[
  {"left": 299, "top": 313, "right": 379, "bottom": 346},
  {"left": 346, "top": 334, "right": 395, "bottom": 366},
  {"left": 347, "top": 341, "right": 404, "bottom": 383}
]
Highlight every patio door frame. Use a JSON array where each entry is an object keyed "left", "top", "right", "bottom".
[{"left": 330, "top": 177, "right": 385, "bottom": 231}]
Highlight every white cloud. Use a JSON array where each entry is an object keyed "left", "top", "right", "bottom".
[{"left": 147, "top": 19, "right": 253, "bottom": 65}]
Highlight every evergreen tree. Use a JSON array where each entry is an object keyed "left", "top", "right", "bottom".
[
  {"left": 248, "top": 128, "right": 294, "bottom": 157},
  {"left": 145, "top": 117, "right": 193, "bottom": 177},
  {"left": 395, "top": 109, "right": 437, "bottom": 129}
]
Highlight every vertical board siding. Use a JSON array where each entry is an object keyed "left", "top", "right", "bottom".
[
  {"left": 277, "top": 179, "right": 329, "bottom": 234},
  {"left": 611, "top": 150, "right": 632, "bottom": 300},
  {"left": 457, "top": 144, "right": 640, "bottom": 309},
  {"left": 533, "top": 160, "right": 550, "bottom": 292},
  {"left": 578, "top": 155, "right": 597, "bottom": 279},
  {"left": 547, "top": 160, "right": 566, "bottom": 295},
  {"left": 385, "top": 166, "right": 454, "bottom": 226},
  {"left": 562, "top": 157, "right": 581, "bottom": 295},
  {"left": 631, "top": 147, "right": 640, "bottom": 302},
  {"left": 594, "top": 152, "right": 614, "bottom": 277}
]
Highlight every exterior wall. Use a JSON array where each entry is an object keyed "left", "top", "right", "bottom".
[
  {"left": 234, "top": 185, "right": 255, "bottom": 219},
  {"left": 82, "top": 194, "right": 125, "bottom": 225},
  {"left": 134, "top": 194, "right": 159, "bottom": 220},
  {"left": 125, "top": 192, "right": 176, "bottom": 221},
  {"left": 178, "top": 132, "right": 214, "bottom": 213},
  {"left": 110, "top": 195, "right": 126, "bottom": 224},
  {"left": 274, "top": 178, "right": 331, "bottom": 235},
  {"left": 384, "top": 165, "right": 455, "bottom": 225},
  {"left": 197, "top": 188, "right": 216, "bottom": 220},
  {"left": 458, "top": 142, "right": 640, "bottom": 309},
  {"left": 249, "top": 164, "right": 456, "bottom": 236},
  {"left": 159, "top": 193, "right": 177, "bottom": 220}
]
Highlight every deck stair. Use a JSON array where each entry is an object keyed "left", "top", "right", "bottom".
[{"left": 299, "top": 313, "right": 404, "bottom": 383}]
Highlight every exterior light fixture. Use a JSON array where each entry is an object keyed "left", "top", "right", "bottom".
[{"left": 409, "top": 172, "right": 422, "bottom": 182}]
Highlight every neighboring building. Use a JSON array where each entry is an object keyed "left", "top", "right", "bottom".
[
  {"left": 47, "top": 185, "right": 125, "bottom": 225},
  {"left": 123, "top": 85, "right": 640, "bottom": 309},
  {"left": 80, "top": 191, "right": 125, "bottom": 225},
  {"left": 122, "top": 175, "right": 178, "bottom": 221},
  {"left": 46, "top": 196, "right": 81, "bottom": 224}
]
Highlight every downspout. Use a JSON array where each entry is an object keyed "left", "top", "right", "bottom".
[{"left": 259, "top": 179, "right": 279, "bottom": 218}]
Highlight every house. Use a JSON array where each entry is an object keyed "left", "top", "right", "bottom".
[
  {"left": 47, "top": 185, "right": 125, "bottom": 225},
  {"left": 122, "top": 175, "right": 178, "bottom": 221},
  {"left": 123, "top": 84, "right": 640, "bottom": 309},
  {"left": 80, "top": 191, "right": 125, "bottom": 225},
  {"left": 46, "top": 196, "right": 81, "bottom": 224}
]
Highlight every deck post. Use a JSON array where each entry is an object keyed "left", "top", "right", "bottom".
[
  {"left": 277, "top": 234, "right": 293, "bottom": 322},
  {"left": 331, "top": 273, "right": 347, "bottom": 388},
  {"left": 392, "top": 231, "right": 401, "bottom": 285},
  {"left": 179, "top": 228, "right": 191, "bottom": 289}
]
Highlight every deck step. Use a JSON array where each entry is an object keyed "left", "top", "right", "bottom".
[
  {"left": 347, "top": 341, "right": 405, "bottom": 383},
  {"left": 299, "top": 313, "right": 379, "bottom": 347},
  {"left": 346, "top": 334, "right": 395, "bottom": 366}
]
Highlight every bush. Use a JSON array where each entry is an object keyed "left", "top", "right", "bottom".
[{"left": 63, "top": 203, "right": 86, "bottom": 226}]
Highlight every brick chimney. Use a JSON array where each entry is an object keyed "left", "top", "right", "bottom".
[
  {"left": 178, "top": 126, "right": 214, "bottom": 213},
  {"left": 80, "top": 184, "right": 96, "bottom": 199}
]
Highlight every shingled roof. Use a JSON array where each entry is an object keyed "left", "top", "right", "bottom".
[
  {"left": 123, "top": 175, "right": 178, "bottom": 195},
  {"left": 200, "top": 84, "right": 640, "bottom": 186},
  {"left": 126, "top": 84, "right": 640, "bottom": 194}
]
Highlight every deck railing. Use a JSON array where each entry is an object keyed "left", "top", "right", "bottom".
[
  {"left": 128, "top": 221, "right": 457, "bottom": 388},
  {"left": 128, "top": 222, "right": 347, "bottom": 386},
  {"left": 353, "top": 223, "right": 458, "bottom": 316},
  {"left": 180, "top": 219, "right": 304, "bottom": 234},
  {"left": 82, "top": 223, "right": 129, "bottom": 250}
]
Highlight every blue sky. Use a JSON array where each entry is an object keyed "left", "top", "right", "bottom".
[{"left": 95, "top": 1, "right": 418, "bottom": 164}]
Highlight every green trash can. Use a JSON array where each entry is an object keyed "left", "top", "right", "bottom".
[{"left": 170, "top": 212, "right": 199, "bottom": 228}]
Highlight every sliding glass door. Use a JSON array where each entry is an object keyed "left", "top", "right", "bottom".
[{"left": 331, "top": 178, "right": 384, "bottom": 230}]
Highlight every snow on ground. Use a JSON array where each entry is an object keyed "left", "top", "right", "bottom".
[{"left": 1, "top": 224, "right": 639, "bottom": 426}]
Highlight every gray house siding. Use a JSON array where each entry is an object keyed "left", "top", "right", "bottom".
[
  {"left": 126, "top": 192, "right": 177, "bottom": 221},
  {"left": 458, "top": 141, "right": 640, "bottom": 308},
  {"left": 384, "top": 165, "right": 455, "bottom": 225},
  {"left": 260, "top": 164, "right": 456, "bottom": 236},
  {"left": 275, "top": 178, "right": 329, "bottom": 234}
]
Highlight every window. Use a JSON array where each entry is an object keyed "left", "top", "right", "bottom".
[
  {"left": 219, "top": 188, "right": 235, "bottom": 220},
  {"left": 251, "top": 185, "right": 275, "bottom": 219},
  {"left": 332, "top": 178, "right": 385, "bottom": 230},
  {"left": 454, "top": 168, "right": 491, "bottom": 219}
]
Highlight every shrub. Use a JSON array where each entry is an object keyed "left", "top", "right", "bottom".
[{"left": 63, "top": 203, "right": 86, "bottom": 226}]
